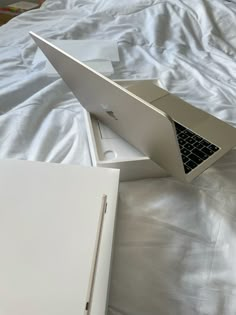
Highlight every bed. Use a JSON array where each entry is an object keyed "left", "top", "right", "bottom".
[{"left": 1, "top": 0, "right": 236, "bottom": 314}]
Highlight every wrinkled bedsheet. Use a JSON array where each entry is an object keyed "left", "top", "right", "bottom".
[{"left": 0, "top": 0, "right": 236, "bottom": 314}]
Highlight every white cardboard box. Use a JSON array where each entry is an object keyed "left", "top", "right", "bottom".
[
  {"left": 0, "top": 159, "right": 119, "bottom": 315},
  {"left": 84, "top": 80, "right": 169, "bottom": 181}
]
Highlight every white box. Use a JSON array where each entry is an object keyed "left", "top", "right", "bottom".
[
  {"left": 0, "top": 159, "right": 119, "bottom": 315},
  {"left": 84, "top": 79, "right": 169, "bottom": 181}
]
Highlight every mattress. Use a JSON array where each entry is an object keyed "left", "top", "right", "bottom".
[{"left": 0, "top": 0, "right": 236, "bottom": 314}]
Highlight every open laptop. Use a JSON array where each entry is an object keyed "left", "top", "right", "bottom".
[{"left": 30, "top": 32, "right": 236, "bottom": 182}]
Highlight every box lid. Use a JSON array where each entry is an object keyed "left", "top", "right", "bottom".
[{"left": 0, "top": 159, "right": 119, "bottom": 315}]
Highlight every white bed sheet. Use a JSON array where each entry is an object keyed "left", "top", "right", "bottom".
[{"left": 0, "top": 0, "right": 236, "bottom": 314}]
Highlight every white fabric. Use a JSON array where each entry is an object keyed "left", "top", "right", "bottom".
[{"left": 0, "top": 0, "right": 236, "bottom": 314}]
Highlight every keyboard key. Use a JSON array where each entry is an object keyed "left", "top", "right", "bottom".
[
  {"left": 175, "top": 122, "right": 185, "bottom": 132},
  {"left": 196, "top": 143, "right": 204, "bottom": 150},
  {"left": 186, "top": 160, "right": 197, "bottom": 169},
  {"left": 178, "top": 138, "right": 186, "bottom": 146},
  {"left": 200, "top": 139, "right": 211, "bottom": 147},
  {"left": 208, "top": 144, "right": 219, "bottom": 152},
  {"left": 179, "top": 133, "right": 189, "bottom": 140},
  {"left": 181, "top": 148, "right": 191, "bottom": 156},
  {"left": 184, "top": 165, "right": 192, "bottom": 174},
  {"left": 192, "top": 148, "right": 208, "bottom": 160},
  {"left": 192, "top": 135, "right": 202, "bottom": 142},
  {"left": 176, "top": 129, "right": 182, "bottom": 135},
  {"left": 188, "top": 153, "right": 203, "bottom": 164},
  {"left": 202, "top": 147, "right": 214, "bottom": 156},
  {"left": 182, "top": 155, "right": 189, "bottom": 163},
  {"left": 184, "top": 143, "right": 194, "bottom": 151},
  {"left": 187, "top": 138, "right": 196, "bottom": 145},
  {"left": 184, "top": 129, "right": 194, "bottom": 137}
]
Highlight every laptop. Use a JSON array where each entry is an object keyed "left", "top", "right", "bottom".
[{"left": 30, "top": 32, "right": 236, "bottom": 182}]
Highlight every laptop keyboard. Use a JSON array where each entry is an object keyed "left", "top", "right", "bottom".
[{"left": 174, "top": 122, "right": 220, "bottom": 174}]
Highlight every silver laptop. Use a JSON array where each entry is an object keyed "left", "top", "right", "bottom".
[{"left": 30, "top": 32, "right": 236, "bottom": 182}]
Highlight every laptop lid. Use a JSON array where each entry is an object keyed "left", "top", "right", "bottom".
[{"left": 30, "top": 32, "right": 186, "bottom": 181}]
